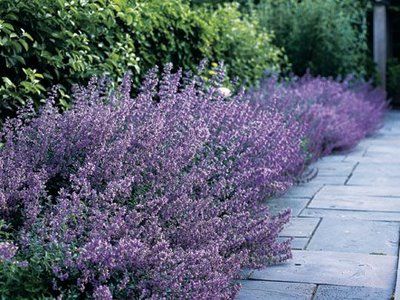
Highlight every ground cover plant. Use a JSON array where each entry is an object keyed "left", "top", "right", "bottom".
[{"left": 0, "top": 63, "right": 386, "bottom": 299}]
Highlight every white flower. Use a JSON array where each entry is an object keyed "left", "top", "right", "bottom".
[{"left": 217, "top": 87, "right": 232, "bottom": 98}]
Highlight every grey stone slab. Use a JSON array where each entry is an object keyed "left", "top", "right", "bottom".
[
  {"left": 309, "top": 185, "right": 400, "bottom": 212},
  {"left": 396, "top": 267, "right": 400, "bottom": 300},
  {"left": 316, "top": 185, "right": 400, "bottom": 198},
  {"left": 307, "top": 218, "right": 399, "bottom": 255},
  {"left": 280, "top": 217, "right": 320, "bottom": 238},
  {"left": 301, "top": 208, "right": 400, "bottom": 222},
  {"left": 308, "top": 194, "right": 400, "bottom": 212},
  {"left": 250, "top": 250, "right": 397, "bottom": 290},
  {"left": 237, "top": 280, "right": 315, "bottom": 300},
  {"left": 364, "top": 150, "right": 400, "bottom": 159},
  {"left": 266, "top": 197, "right": 309, "bottom": 216},
  {"left": 352, "top": 163, "right": 400, "bottom": 177},
  {"left": 284, "top": 184, "right": 323, "bottom": 199},
  {"left": 311, "top": 161, "right": 357, "bottom": 177},
  {"left": 279, "top": 237, "right": 309, "bottom": 250},
  {"left": 347, "top": 162, "right": 400, "bottom": 185},
  {"left": 309, "top": 176, "right": 347, "bottom": 185},
  {"left": 344, "top": 156, "right": 400, "bottom": 163},
  {"left": 365, "top": 145, "right": 400, "bottom": 154},
  {"left": 347, "top": 174, "right": 400, "bottom": 186},
  {"left": 314, "top": 285, "right": 392, "bottom": 300},
  {"left": 318, "top": 155, "right": 347, "bottom": 162}
]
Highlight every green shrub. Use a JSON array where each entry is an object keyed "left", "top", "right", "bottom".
[
  {"left": 197, "top": 3, "right": 287, "bottom": 84},
  {"left": 388, "top": 58, "right": 400, "bottom": 102},
  {"left": 257, "top": 0, "right": 371, "bottom": 77},
  {"left": 0, "top": 0, "right": 284, "bottom": 120}
]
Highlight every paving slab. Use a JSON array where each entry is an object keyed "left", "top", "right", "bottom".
[
  {"left": 250, "top": 250, "right": 397, "bottom": 290},
  {"left": 266, "top": 197, "right": 309, "bottom": 216},
  {"left": 344, "top": 156, "right": 400, "bottom": 163},
  {"left": 308, "top": 194, "right": 400, "bottom": 212},
  {"left": 314, "top": 285, "right": 392, "bottom": 300},
  {"left": 316, "top": 185, "right": 400, "bottom": 198},
  {"left": 307, "top": 218, "right": 399, "bottom": 255},
  {"left": 365, "top": 145, "right": 400, "bottom": 154},
  {"left": 310, "top": 161, "right": 357, "bottom": 177},
  {"left": 347, "top": 162, "right": 400, "bottom": 186},
  {"left": 237, "top": 281, "right": 316, "bottom": 300},
  {"left": 280, "top": 217, "right": 320, "bottom": 238},
  {"left": 351, "top": 163, "right": 400, "bottom": 177},
  {"left": 318, "top": 155, "right": 347, "bottom": 162},
  {"left": 283, "top": 184, "right": 323, "bottom": 199},
  {"left": 395, "top": 260, "right": 400, "bottom": 300},
  {"left": 309, "top": 185, "right": 400, "bottom": 211},
  {"left": 309, "top": 176, "right": 348, "bottom": 185},
  {"left": 279, "top": 237, "right": 310, "bottom": 250},
  {"left": 301, "top": 208, "right": 400, "bottom": 221},
  {"left": 347, "top": 174, "right": 400, "bottom": 186}
]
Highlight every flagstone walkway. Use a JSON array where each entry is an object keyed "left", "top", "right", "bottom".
[{"left": 238, "top": 110, "right": 400, "bottom": 300}]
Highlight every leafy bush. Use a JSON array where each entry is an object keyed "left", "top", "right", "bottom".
[
  {"left": 0, "top": 0, "right": 284, "bottom": 121},
  {"left": 387, "top": 58, "right": 400, "bottom": 103},
  {"left": 0, "top": 62, "right": 386, "bottom": 298},
  {"left": 257, "top": 0, "right": 371, "bottom": 77}
]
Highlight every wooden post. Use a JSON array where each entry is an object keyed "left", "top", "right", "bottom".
[{"left": 373, "top": 0, "right": 390, "bottom": 88}]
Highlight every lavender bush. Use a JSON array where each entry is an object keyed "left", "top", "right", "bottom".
[
  {"left": 0, "top": 64, "right": 386, "bottom": 299},
  {"left": 247, "top": 74, "right": 386, "bottom": 158}
]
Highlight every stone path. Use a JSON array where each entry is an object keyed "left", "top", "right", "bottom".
[{"left": 238, "top": 110, "right": 400, "bottom": 300}]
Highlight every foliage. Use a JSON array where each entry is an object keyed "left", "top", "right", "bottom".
[
  {"left": 0, "top": 0, "right": 284, "bottom": 121},
  {"left": 256, "top": 0, "right": 371, "bottom": 77},
  {"left": 387, "top": 58, "right": 400, "bottom": 102},
  {"left": 0, "top": 62, "right": 386, "bottom": 298}
]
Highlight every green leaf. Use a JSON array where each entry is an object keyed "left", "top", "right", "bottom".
[
  {"left": 2, "top": 77, "right": 15, "bottom": 87},
  {"left": 19, "top": 39, "right": 29, "bottom": 51}
]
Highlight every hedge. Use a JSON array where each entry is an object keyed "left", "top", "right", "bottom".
[{"left": 0, "top": 0, "right": 285, "bottom": 121}]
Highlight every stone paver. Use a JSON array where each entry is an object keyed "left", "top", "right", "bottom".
[
  {"left": 301, "top": 207, "right": 400, "bottom": 221},
  {"left": 310, "top": 161, "right": 357, "bottom": 177},
  {"left": 238, "top": 110, "right": 400, "bottom": 300},
  {"left": 283, "top": 184, "right": 323, "bottom": 199},
  {"left": 308, "top": 194, "right": 400, "bottom": 212},
  {"left": 237, "top": 281, "right": 316, "bottom": 300},
  {"left": 307, "top": 218, "right": 399, "bottom": 255},
  {"left": 305, "top": 176, "right": 348, "bottom": 185},
  {"left": 348, "top": 162, "right": 400, "bottom": 185},
  {"left": 250, "top": 250, "right": 397, "bottom": 290},
  {"left": 280, "top": 218, "right": 320, "bottom": 238},
  {"left": 315, "top": 185, "right": 400, "bottom": 198},
  {"left": 267, "top": 197, "right": 309, "bottom": 216},
  {"left": 352, "top": 162, "right": 400, "bottom": 177},
  {"left": 314, "top": 285, "right": 392, "bottom": 300}
]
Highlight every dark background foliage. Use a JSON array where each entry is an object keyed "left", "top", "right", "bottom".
[
  {"left": 0, "top": 0, "right": 285, "bottom": 121},
  {"left": 256, "top": 0, "right": 372, "bottom": 78}
]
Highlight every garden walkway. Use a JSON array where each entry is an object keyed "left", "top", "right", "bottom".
[{"left": 238, "top": 110, "right": 400, "bottom": 300}]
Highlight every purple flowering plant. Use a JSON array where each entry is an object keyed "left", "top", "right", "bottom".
[{"left": 0, "top": 63, "right": 386, "bottom": 299}]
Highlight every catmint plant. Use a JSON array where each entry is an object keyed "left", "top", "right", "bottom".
[{"left": 0, "top": 63, "right": 386, "bottom": 299}]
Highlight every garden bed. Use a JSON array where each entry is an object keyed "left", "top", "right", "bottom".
[{"left": 0, "top": 63, "right": 386, "bottom": 299}]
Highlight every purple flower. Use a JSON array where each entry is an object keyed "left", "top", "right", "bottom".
[
  {"left": 0, "top": 242, "right": 17, "bottom": 262},
  {"left": 0, "top": 63, "right": 386, "bottom": 298}
]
